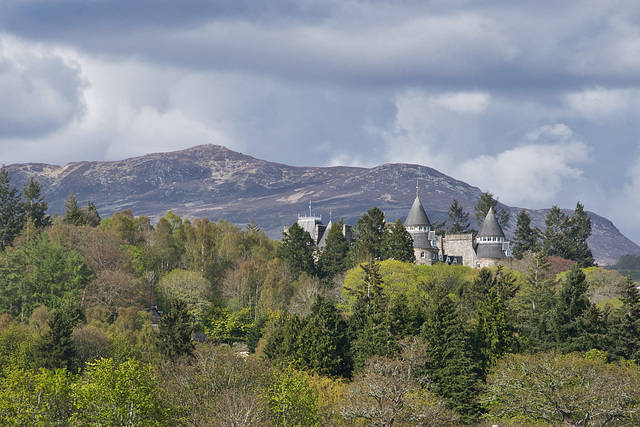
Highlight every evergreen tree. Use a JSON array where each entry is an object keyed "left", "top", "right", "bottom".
[
  {"left": 568, "top": 202, "right": 594, "bottom": 267},
  {"left": 352, "top": 207, "right": 385, "bottom": 262},
  {"left": 83, "top": 200, "right": 101, "bottom": 227},
  {"left": 0, "top": 166, "right": 25, "bottom": 249},
  {"left": 475, "top": 287, "right": 515, "bottom": 377},
  {"left": 446, "top": 199, "right": 472, "bottom": 234},
  {"left": 63, "top": 193, "right": 85, "bottom": 226},
  {"left": 474, "top": 191, "right": 509, "bottom": 229},
  {"left": 22, "top": 177, "right": 51, "bottom": 229},
  {"left": 422, "top": 294, "right": 480, "bottom": 421},
  {"left": 511, "top": 209, "right": 540, "bottom": 259},
  {"left": 37, "top": 298, "right": 85, "bottom": 371},
  {"left": 382, "top": 218, "right": 415, "bottom": 263},
  {"left": 279, "top": 222, "right": 316, "bottom": 277},
  {"left": 159, "top": 299, "right": 194, "bottom": 361},
  {"left": 317, "top": 221, "right": 350, "bottom": 285},
  {"left": 552, "top": 264, "right": 591, "bottom": 352},
  {"left": 610, "top": 275, "right": 640, "bottom": 362},
  {"left": 264, "top": 312, "right": 303, "bottom": 365},
  {"left": 296, "top": 295, "right": 352, "bottom": 378}
]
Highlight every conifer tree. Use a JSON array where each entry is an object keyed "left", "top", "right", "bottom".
[
  {"left": 279, "top": 222, "right": 316, "bottom": 277},
  {"left": 382, "top": 218, "right": 415, "bottom": 263},
  {"left": 0, "top": 166, "right": 25, "bottom": 249},
  {"left": 474, "top": 191, "right": 509, "bottom": 229},
  {"left": 317, "top": 221, "right": 350, "bottom": 284},
  {"left": 63, "top": 193, "right": 85, "bottom": 226},
  {"left": 37, "top": 298, "right": 85, "bottom": 371},
  {"left": 446, "top": 199, "right": 472, "bottom": 234},
  {"left": 159, "top": 299, "right": 194, "bottom": 361},
  {"left": 569, "top": 202, "right": 594, "bottom": 267},
  {"left": 552, "top": 264, "right": 591, "bottom": 352},
  {"left": 511, "top": 209, "right": 540, "bottom": 259},
  {"left": 352, "top": 207, "right": 385, "bottom": 262},
  {"left": 422, "top": 294, "right": 480, "bottom": 421},
  {"left": 610, "top": 275, "right": 640, "bottom": 362},
  {"left": 22, "top": 177, "right": 51, "bottom": 229}
]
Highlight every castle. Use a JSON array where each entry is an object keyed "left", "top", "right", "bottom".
[{"left": 288, "top": 192, "right": 511, "bottom": 269}]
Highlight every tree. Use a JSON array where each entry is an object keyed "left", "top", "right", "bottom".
[
  {"left": 483, "top": 352, "right": 640, "bottom": 427},
  {"left": 37, "top": 298, "right": 85, "bottom": 371},
  {"left": 352, "top": 207, "right": 386, "bottom": 262},
  {"left": 340, "top": 338, "right": 459, "bottom": 427},
  {"left": 63, "top": 193, "right": 85, "bottom": 226},
  {"left": 73, "top": 358, "right": 165, "bottom": 426},
  {"left": 317, "top": 221, "right": 350, "bottom": 285},
  {"left": 296, "top": 295, "right": 352, "bottom": 378},
  {"left": 552, "top": 264, "right": 593, "bottom": 352},
  {"left": 157, "top": 269, "right": 212, "bottom": 324},
  {"left": 279, "top": 222, "right": 316, "bottom": 277},
  {"left": 22, "top": 177, "right": 51, "bottom": 229},
  {"left": 421, "top": 294, "right": 480, "bottom": 421},
  {"left": 569, "top": 202, "right": 595, "bottom": 268},
  {"left": 474, "top": 191, "right": 509, "bottom": 229},
  {"left": 445, "top": 199, "right": 472, "bottom": 234},
  {"left": 0, "top": 166, "right": 25, "bottom": 249},
  {"left": 610, "top": 275, "right": 640, "bottom": 362},
  {"left": 382, "top": 218, "right": 415, "bottom": 263},
  {"left": 510, "top": 209, "right": 540, "bottom": 259},
  {"left": 263, "top": 364, "right": 320, "bottom": 427},
  {"left": 159, "top": 299, "right": 194, "bottom": 361}
]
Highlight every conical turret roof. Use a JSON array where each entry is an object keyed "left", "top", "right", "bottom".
[
  {"left": 405, "top": 195, "right": 431, "bottom": 228},
  {"left": 477, "top": 208, "right": 505, "bottom": 238}
]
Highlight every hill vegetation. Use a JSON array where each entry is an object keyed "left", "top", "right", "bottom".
[{"left": 2, "top": 168, "right": 640, "bottom": 425}]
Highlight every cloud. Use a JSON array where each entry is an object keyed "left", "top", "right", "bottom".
[
  {"left": 455, "top": 124, "right": 591, "bottom": 206},
  {"left": 0, "top": 34, "right": 85, "bottom": 139}
]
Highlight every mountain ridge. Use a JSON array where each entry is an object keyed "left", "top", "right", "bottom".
[{"left": 6, "top": 144, "right": 640, "bottom": 266}]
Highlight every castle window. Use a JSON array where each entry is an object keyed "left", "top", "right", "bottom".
[{"left": 420, "top": 252, "right": 425, "bottom": 258}]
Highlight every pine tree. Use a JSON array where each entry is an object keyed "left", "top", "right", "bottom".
[
  {"left": 382, "top": 218, "right": 415, "bottom": 263},
  {"left": 542, "top": 205, "right": 572, "bottom": 259},
  {"left": 474, "top": 191, "right": 509, "bottom": 229},
  {"left": 22, "top": 177, "right": 51, "bottom": 229},
  {"left": 63, "top": 193, "right": 85, "bottom": 226},
  {"left": 611, "top": 275, "right": 640, "bottom": 361},
  {"left": 552, "top": 264, "right": 591, "bottom": 352},
  {"left": 422, "top": 294, "right": 480, "bottom": 421},
  {"left": 511, "top": 209, "right": 540, "bottom": 259},
  {"left": 159, "top": 299, "right": 194, "bottom": 361},
  {"left": 279, "top": 222, "right": 316, "bottom": 277},
  {"left": 446, "top": 199, "right": 472, "bottom": 234},
  {"left": 352, "top": 207, "right": 385, "bottom": 262},
  {"left": 37, "top": 298, "right": 85, "bottom": 371},
  {"left": 296, "top": 295, "right": 352, "bottom": 378},
  {"left": 0, "top": 166, "right": 26, "bottom": 249},
  {"left": 568, "top": 202, "right": 594, "bottom": 267},
  {"left": 317, "top": 221, "right": 350, "bottom": 285}
]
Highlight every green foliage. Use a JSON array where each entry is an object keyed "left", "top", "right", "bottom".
[
  {"left": 279, "top": 222, "right": 316, "bottom": 278},
  {"left": 542, "top": 203, "right": 595, "bottom": 268},
  {"left": 511, "top": 209, "right": 540, "bottom": 259},
  {"left": 22, "top": 177, "right": 51, "bottom": 229},
  {"left": 263, "top": 364, "right": 320, "bottom": 427},
  {"left": 445, "top": 198, "right": 472, "bottom": 234},
  {"left": 0, "top": 231, "right": 92, "bottom": 320},
  {"left": 157, "top": 269, "right": 212, "bottom": 323},
  {"left": 159, "top": 300, "right": 194, "bottom": 361},
  {"left": 205, "top": 306, "right": 256, "bottom": 344},
  {"left": 422, "top": 294, "right": 480, "bottom": 421},
  {"left": 36, "top": 298, "right": 85, "bottom": 371},
  {"left": 317, "top": 221, "right": 350, "bottom": 285},
  {"left": 73, "top": 358, "right": 165, "bottom": 426},
  {"left": 352, "top": 207, "right": 386, "bottom": 262},
  {"left": 382, "top": 218, "right": 415, "bottom": 263},
  {"left": 483, "top": 352, "right": 640, "bottom": 426},
  {"left": 0, "top": 365, "right": 75, "bottom": 426},
  {"left": 0, "top": 165, "right": 26, "bottom": 250}
]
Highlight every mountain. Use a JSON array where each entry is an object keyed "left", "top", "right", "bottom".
[{"left": 6, "top": 144, "right": 640, "bottom": 266}]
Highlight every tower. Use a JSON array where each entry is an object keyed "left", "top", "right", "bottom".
[
  {"left": 475, "top": 207, "right": 510, "bottom": 268},
  {"left": 404, "top": 181, "right": 438, "bottom": 265}
]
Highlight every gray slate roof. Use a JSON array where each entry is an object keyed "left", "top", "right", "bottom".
[
  {"left": 410, "top": 231, "right": 434, "bottom": 249},
  {"left": 476, "top": 242, "right": 508, "bottom": 259},
  {"left": 477, "top": 208, "right": 505, "bottom": 238},
  {"left": 404, "top": 196, "right": 431, "bottom": 227},
  {"left": 317, "top": 220, "right": 332, "bottom": 247}
]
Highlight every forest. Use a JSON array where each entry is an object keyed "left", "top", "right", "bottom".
[{"left": 1, "top": 166, "right": 640, "bottom": 426}]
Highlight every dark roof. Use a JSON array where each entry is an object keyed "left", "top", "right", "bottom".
[
  {"left": 410, "top": 231, "right": 434, "bottom": 249},
  {"left": 317, "top": 220, "right": 332, "bottom": 247},
  {"left": 404, "top": 196, "right": 431, "bottom": 227},
  {"left": 476, "top": 242, "right": 508, "bottom": 259},
  {"left": 477, "top": 208, "right": 505, "bottom": 238}
]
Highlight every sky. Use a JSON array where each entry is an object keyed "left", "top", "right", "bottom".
[{"left": 1, "top": 0, "right": 640, "bottom": 244}]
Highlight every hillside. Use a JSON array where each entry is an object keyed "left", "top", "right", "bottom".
[{"left": 6, "top": 144, "right": 640, "bottom": 266}]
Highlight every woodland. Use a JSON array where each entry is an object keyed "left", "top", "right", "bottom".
[{"left": 1, "top": 166, "right": 640, "bottom": 426}]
